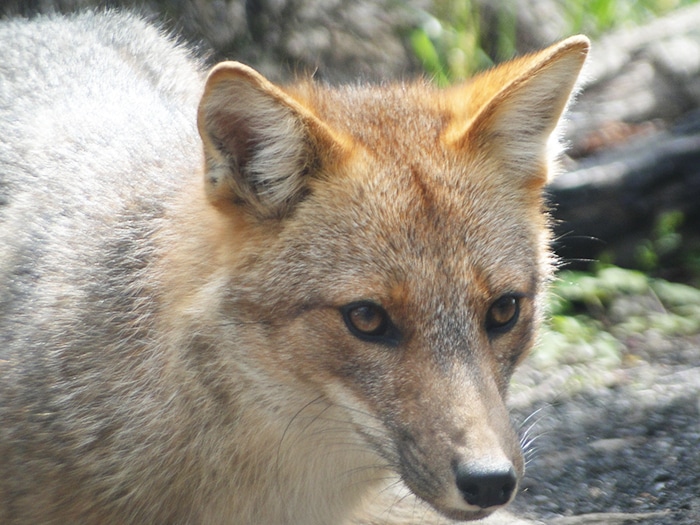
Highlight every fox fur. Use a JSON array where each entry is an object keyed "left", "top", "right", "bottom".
[{"left": 0, "top": 10, "right": 588, "bottom": 525}]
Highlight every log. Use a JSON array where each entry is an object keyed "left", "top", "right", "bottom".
[{"left": 550, "top": 121, "right": 700, "bottom": 268}]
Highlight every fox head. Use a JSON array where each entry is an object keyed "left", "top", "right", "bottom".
[{"left": 194, "top": 36, "right": 588, "bottom": 520}]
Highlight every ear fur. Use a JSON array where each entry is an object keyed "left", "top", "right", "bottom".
[
  {"left": 197, "top": 61, "right": 345, "bottom": 219},
  {"left": 448, "top": 35, "right": 589, "bottom": 186}
]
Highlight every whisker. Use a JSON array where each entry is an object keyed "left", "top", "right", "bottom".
[
  {"left": 517, "top": 404, "right": 554, "bottom": 465},
  {"left": 274, "top": 394, "right": 327, "bottom": 492}
]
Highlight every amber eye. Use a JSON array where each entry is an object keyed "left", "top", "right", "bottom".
[
  {"left": 348, "top": 304, "right": 386, "bottom": 334},
  {"left": 341, "top": 301, "right": 399, "bottom": 345},
  {"left": 485, "top": 295, "right": 520, "bottom": 335}
]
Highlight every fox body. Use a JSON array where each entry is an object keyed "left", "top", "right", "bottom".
[{"left": 0, "top": 11, "right": 588, "bottom": 525}]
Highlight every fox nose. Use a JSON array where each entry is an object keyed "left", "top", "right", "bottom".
[{"left": 454, "top": 462, "right": 517, "bottom": 509}]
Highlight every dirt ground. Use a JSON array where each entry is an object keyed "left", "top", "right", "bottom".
[{"left": 505, "top": 329, "right": 700, "bottom": 525}]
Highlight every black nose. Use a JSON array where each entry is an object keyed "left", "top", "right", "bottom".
[{"left": 454, "top": 463, "right": 517, "bottom": 509}]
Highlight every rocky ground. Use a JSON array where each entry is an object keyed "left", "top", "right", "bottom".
[{"left": 504, "top": 280, "right": 700, "bottom": 525}]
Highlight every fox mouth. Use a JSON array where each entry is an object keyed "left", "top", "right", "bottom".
[
  {"left": 433, "top": 506, "right": 493, "bottom": 521},
  {"left": 408, "top": 482, "right": 516, "bottom": 522},
  {"left": 405, "top": 478, "right": 516, "bottom": 522}
]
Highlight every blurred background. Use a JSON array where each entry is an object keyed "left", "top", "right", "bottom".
[{"left": 2, "top": 1, "right": 699, "bottom": 522}]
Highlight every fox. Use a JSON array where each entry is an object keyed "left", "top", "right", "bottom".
[{"left": 0, "top": 10, "right": 588, "bottom": 525}]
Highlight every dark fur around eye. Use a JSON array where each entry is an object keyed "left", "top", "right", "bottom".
[
  {"left": 485, "top": 294, "right": 520, "bottom": 335},
  {"left": 341, "top": 301, "right": 400, "bottom": 346}
]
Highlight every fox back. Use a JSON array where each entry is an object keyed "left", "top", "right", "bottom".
[{"left": 0, "top": 11, "right": 588, "bottom": 525}]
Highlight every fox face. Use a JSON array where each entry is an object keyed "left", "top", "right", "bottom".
[{"left": 191, "top": 36, "right": 589, "bottom": 521}]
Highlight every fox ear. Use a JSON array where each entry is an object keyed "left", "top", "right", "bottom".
[
  {"left": 448, "top": 35, "right": 589, "bottom": 186},
  {"left": 198, "top": 61, "right": 346, "bottom": 219}
]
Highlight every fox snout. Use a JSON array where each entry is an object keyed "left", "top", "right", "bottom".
[
  {"left": 401, "top": 427, "right": 522, "bottom": 518},
  {"left": 389, "top": 420, "right": 522, "bottom": 519},
  {"left": 386, "top": 371, "right": 524, "bottom": 519}
]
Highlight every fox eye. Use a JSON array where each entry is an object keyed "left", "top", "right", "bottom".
[
  {"left": 485, "top": 294, "right": 520, "bottom": 335},
  {"left": 341, "top": 302, "right": 399, "bottom": 345}
]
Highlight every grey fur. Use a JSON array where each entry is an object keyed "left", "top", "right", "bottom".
[{"left": 0, "top": 11, "right": 205, "bottom": 522}]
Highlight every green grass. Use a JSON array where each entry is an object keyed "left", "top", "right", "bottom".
[
  {"left": 413, "top": 0, "right": 700, "bottom": 84},
  {"left": 533, "top": 266, "right": 700, "bottom": 371},
  {"left": 411, "top": 0, "right": 497, "bottom": 86},
  {"left": 564, "top": 0, "right": 700, "bottom": 37}
]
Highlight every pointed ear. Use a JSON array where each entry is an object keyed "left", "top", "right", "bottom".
[
  {"left": 448, "top": 35, "right": 589, "bottom": 186},
  {"left": 197, "top": 61, "right": 347, "bottom": 219}
]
